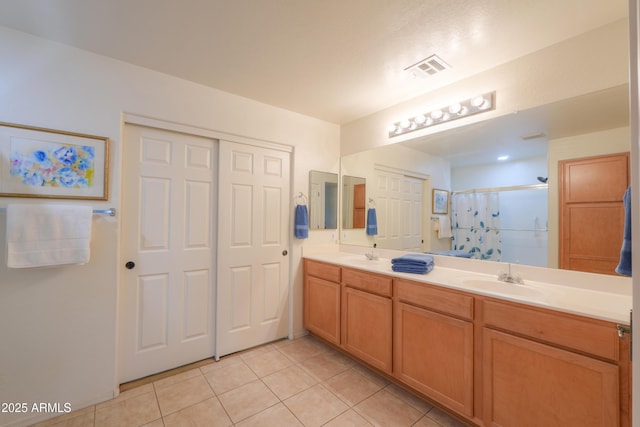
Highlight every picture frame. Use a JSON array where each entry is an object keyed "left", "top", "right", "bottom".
[
  {"left": 432, "top": 188, "right": 449, "bottom": 214},
  {"left": 0, "top": 122, "right": 109, "bottom": 200}
]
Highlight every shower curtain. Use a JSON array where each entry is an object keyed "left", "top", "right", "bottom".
[{"left": 451, "top": 192, "right": 501, "bottom": 261}]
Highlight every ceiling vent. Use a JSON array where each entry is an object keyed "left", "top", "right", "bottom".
[
  {"left": 520, "top": 132, "right": 546, "bottom": 140},
  {"left": 405, "top": 54, "right": 450, "bottom": 78}
]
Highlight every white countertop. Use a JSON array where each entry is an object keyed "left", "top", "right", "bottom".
[{"left": 304, "top": 251, "right": 632, "bottom": 325}]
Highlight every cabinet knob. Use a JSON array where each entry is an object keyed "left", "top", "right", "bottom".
[{"left": 125, "top": 261, "right": 136, "bottom": 270}]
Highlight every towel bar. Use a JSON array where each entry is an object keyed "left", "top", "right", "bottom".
[{"left": 0, "top": 207, "right": 116, "bottom": 216}]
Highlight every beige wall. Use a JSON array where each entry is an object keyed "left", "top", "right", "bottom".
[
  {"left": 341, "top": 19, "right": 629, "bottom": 156},
  {"left": 0, "top": 25, "right": 339, "bottom": 427},
  {"left": 547, "top": 126, "right": 631, "bottom": 268}
]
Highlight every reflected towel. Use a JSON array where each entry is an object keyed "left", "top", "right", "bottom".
[
  {"left": 6, "top": 204, "right": 92, "bottom": 268},
  {"left": 435, "top": 215, "right": 452, "bottom": 239},
  {"left": 295, "top": 204, "right": 309, "bottom": 239},
  {"left": 616, "top": 186, "right": 632, "bottom": 276},
  {"left": 367, "top": 208, "right": 378, "bottom": 236},
  {"left": 428, "top": 250, "right": 473, "bottom": 258}
]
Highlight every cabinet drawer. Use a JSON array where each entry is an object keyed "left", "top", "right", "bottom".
[
  {"left": 343, "top": 268, "right": 392, "bottom": 297},
  {"left": 305, "top": 259, "right": 341, "bottom": 283},
  {"left": 482, "top": 299, "right": 619, "bottom": 361},
  {"left": 395, "top": 279, "right": 473, "bottom": 320}
]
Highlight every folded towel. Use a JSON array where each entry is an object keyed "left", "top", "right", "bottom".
[
  {"left": 435, "top": 215, "right": 452, "bottom": 239},
  {"left": 295, "top": 204, "right": 309, "bottom": 239},
  {"left": 392, "top": 264, "right": 433, "bottom": 274},
  {"left": 6, "top": 204, "right": 92, "bottom": 268},
  {"left": 366, "top": 208, "right": 377, "bottom": 236},
  {"left": 391, "top": 254, "right": 435, "bottom": 274},
  {"left": 616, "top": 186, "right": 632, "bottom": 276},
  {"left": 391, "top": 253, "right": 435, "bottom": 267}
]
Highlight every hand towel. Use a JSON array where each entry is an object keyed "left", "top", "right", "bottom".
[
  {"left": 436, "top": 215, "right": 452, "bottom": 239},
  {"left": 616, "top": 186, "right": 632, "bottom": 276},
  {"left": 6, "top": 204, "right": 93, "bottom": 268},
  {"left": 295, "top": 204, "right": 309, "bottom": 239},
  {"left": 366, "top": 208, "right": 378, "bottom": 236}
]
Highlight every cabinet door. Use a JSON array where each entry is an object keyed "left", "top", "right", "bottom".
[
  {"left": 342, "top": 287, "right": 392, "bottom": 373},
  {"left": 304, "top": 276, "right": 341, "bottom": 345},
  {"left": 483, "top": 328, "right": 619, "bottom": 427},
  {"left": 394, "top": 302, "right": 473, "bottom": 417}
]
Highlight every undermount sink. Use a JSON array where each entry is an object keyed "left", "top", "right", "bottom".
[
  {"left": 339, "top": 255, "right": 387, "bottom": 266},
  {"left": 461, "top": 278, "right": 546, "bottom": 300}
]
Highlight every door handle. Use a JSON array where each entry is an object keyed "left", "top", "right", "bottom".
[{"left": 282, "top": 250, "right": 288, "bottom": 256}]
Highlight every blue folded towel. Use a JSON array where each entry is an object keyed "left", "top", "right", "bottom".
[
  {"left": 616, "top": 186, "right": 631, "bottom": 276},
  {"left": 391, "top": 253, "right": 435, "bottom": 266},
  {"left": 392, "top": 264, "right": 433, "bottom": 274},
  {"left": 427, "top": 250, "right": 473, "bottom": 258},
  {"left": 391, "top": 254, "right": 435, "bottom": 274},
  {"left": 367, "top": 208, "right": 378, "bottom": 236},
  {"left": 295, "top": 204, "right": 309, "bottom": 239}
]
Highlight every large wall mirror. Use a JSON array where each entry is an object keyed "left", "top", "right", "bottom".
[
  {"left": 341, "top": 85, "right": 630, "bottom": 268},
  {"left": 309, "top": 170, "right": 338, "bottom": 230}
]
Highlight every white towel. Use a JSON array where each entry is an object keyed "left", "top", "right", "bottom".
[
  {"left": 6, "top": 204, "right": 92, "bottom": 268},
  {"left": 435, "top": 215, "right": 452, "bottom": 239}
]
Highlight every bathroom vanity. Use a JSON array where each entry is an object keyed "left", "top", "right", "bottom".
[{"left": 303, "top": 251, "right": 632, "bottom": 427}]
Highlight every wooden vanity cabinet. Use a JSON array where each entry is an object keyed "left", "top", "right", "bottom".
[
  {"left": 342, "top": 268, "right": 393, "bottom": 373},
  {"left": 394, "top": 278, "right": 475, "bottom": 417},
  {"left": 481, "top": 299, "right": 628, "bottom": 427},
  {"left": 303, "top": 259, "right": 631, "bottom": 427},
  {"left": 303, "top": 259, "right": 342, "bottom": 345}
]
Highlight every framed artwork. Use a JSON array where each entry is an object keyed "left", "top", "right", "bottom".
[
  {"left": 0, "top": 122, "right": 109, "bottom": 200},
  {"left": 432, "top": 188, "right": 449, "bottom": 214}
]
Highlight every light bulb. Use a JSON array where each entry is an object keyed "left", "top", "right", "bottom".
[
  {"left": 471, "top": 96, "right": 487, "bottom": 108},
  {"left": 430, "top": 109, "right": 443, "bottom": 120},
  {"left": 414, "top": 114, "right": 427, "bottom": 125},
  {"left": 400, "top": 120, "right": 411, "bottom": 129},
  {"left": 387, "top": 124, "right": 397, "bottom": 133},
  {"left": 449, "top": 103, "right": 462, "bottom": 114}
]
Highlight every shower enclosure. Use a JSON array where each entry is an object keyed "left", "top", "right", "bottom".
[{"left": 451, "top": 184, "right": 548, "bottom": 267}]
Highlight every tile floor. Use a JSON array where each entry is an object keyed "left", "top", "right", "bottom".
[{"left": 33, "top": 335, "right": 470, "bottom": 427}]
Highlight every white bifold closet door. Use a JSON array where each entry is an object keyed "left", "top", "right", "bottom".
[
  {"left": 374, "top": 168, "right": 423, "bottom": 251},
  {"left": 119, "top": 124, "right": 217, "bottom": 383},
  {"left": 216, "top": 140, "right": 291, "bottom": 358}
]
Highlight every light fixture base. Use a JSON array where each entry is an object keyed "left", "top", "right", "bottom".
[{"left": 388, "top": 91, "right": 496, "bottom": 138}]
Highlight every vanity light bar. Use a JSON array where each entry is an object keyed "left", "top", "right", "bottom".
[{"left": 387, "top": 91, "right": 496, "bottom": 138}]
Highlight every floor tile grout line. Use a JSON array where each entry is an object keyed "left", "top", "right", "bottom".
[
  {"left": 33, "top": 335, "right": 467, "bottom": 427},
  {"left": 225, "top": 342, "right": 359, "bottom": 425}
]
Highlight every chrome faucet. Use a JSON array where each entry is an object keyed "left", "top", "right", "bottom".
[
  {"left": 497, "top": 264, "right": 524, "bottom": 284},
  {"left": 365, "top": 243, "right": 378, "bottom": 260}
]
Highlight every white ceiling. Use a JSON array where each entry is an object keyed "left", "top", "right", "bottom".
[{"left": 0, "top": 0, "right": 629, "bottom": 125}]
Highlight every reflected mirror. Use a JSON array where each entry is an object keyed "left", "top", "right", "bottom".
[
  {"left": 342, "top": 175, "right": 366, "bottom": 229},
  {"left": 340, "top": 85, "right": 630, "bottom": 268},
  {"left": 309, "top": 170, "right": 338, "bottom": 230}
]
